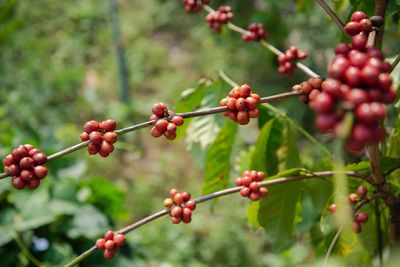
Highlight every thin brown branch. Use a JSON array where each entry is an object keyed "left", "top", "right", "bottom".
[
  {"left": 203, "top": 5, "right": 320, "bottom": 78},
  {"left": 63, "top": 170, "right": 366, "bottom": 267},
  {"left": 315, "top": 0, "right": 345, "bottom": 32},
  {"left": 0, "top": 91, "right": 303, "bottom": 181}
]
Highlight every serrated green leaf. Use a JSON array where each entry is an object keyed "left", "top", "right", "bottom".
[
  {"left": 250, "top": 118, "right": 283, "bottom": 176},
  {"left": 202, "top": 119, "right": 237, "bottom": 195}
]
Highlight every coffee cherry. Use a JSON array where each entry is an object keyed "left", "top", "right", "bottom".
[
  {"left": 259, "top": 187, "right": 269, "bottom": 197},
  {"left": 3, "top": 154, "right": 14, "bottom": 166},
  {"left": 151, "top": 127, "right": 163, "bottom": 138},
  {"left": 99, "top": 141, "right": 114, "bottom": 158},
  {"left": 103, "top": 249, "right": 115, "bottom": 260},
  {"left": 100, "top": 119, "right": 117, "bottom": 132},
  {"left": 352, "top": 221, "right": 362, "bottom": 233},
  {"left": 87, "top": 143, "right": 100, "bottom": 155},
  {"left": 113, "top": 234, "right": 125, "bottom": 247},
  {"left": 315, "top": 113, "right": 337, "bottom": 132},
  {"left": 185, "top": 200, "right": 196, "bottom": 211},
  {"left": 89, "top": 131, "right": 103, "bottom": 145},
  {"left": 348, "top": 193, "right": 359, "bottom": 203},
  {"left": 240, "top": 187, "right": 251, "bottom": 197},
  {"left": 84, "top": 120, "right": 100, "bottom": 134},
  {"left": 7, "top": 164, "right": 21, "bottom": 176},
  {"left": 12, "top": 147, "right": 28, "bottom": 162},
  {"left": 174, "top": 193, "right": 184, "bottom": 205},
  {"left": 206, "top": 6, "right": 234, "bottom": 33},
  {"left": 32, "top": 152, "right": 47, "bottom": 165},
  {"left": 96, "top": 239, "right": 106, "bottom": 250},
  {"left": 357, "top": 186, "right": 368, "bottom": 198},
  {"left": 80, "top": 132, "right": 90, "bottom": 142},
  {"left": 163, "top": 198, "right": 174, "bottom": 208},
  {"left": 370, "top": 16, "right": 383, "bottom": 27},
  {"left": 27, "top": 179, "right": 40, "bottom": 190},
  {"left": 344, "top": 21, "right": 361, "bottom": 36},
  {"left": 183, "top": 0, "right": 210, "bottom": 13},
  {"left": 328, "top": 203, "right": 337, "bottom": 214},
  {"left": 313, "top": 93, "right": 334, "bottom": 113},
  {"left": 103, "top": 132, "right": 118, "bottom": 143},
  {"left": 163, "top": 130, "right": 177, "bottom": 140},
  {"left": 277, "top": 46, "right": 308, "bottom": 76},
  {"left": 34, "top": 166, "right": 48, "bottom": 179},
  {"left": 152, "top": 103, "right": 167, "bottom": 117},
  {"left": 20, "top": 170, "right": 34, "bottom": 182},
  {"left": 351, "top": 11, "right": 368, "bottom": 22},
  {"left": 104, "top": 230, "right": 114, "bottom": 240},
  {"left": 172, "top": 116, "right": 184, "bottom": 126},
  {"left": 19, "top": 157, "right": 35, "bottom": 169},
  {"left": 12, "top": 177, "right": 26, "bottom": 190},
  {"left": 355, "top": 212, "right": 369, "bottom": 223},
  {"left": 237, "top": 111, "right": 250, "bottom": 125},
  {"left": 242, "top": 23, "right": 269, "bottom": 42}
]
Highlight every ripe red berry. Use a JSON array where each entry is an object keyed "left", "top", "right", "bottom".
[
  {"left": 12, "top": 177, "right": 26, "bottom": 190},
  {"left": 12, "top": 147, "right": 28, "bottom": 162},
  {"left": 352, "top": 221, "right": 362, "bottom": 233},
  {"left": 80, "top": 132, "right": 90, "bottom": 142},
  {"left": 100, "top": 119, "right": 117, "bottom": 132},
  {"left": 155, "top": 119, "right": 169, "bottom": 132},
  {"left": 84, "top": 120, "right": 100, "bottom": 133},
  {"left": 355, "top": 212, "right": 369, "bottom": 223},
  {"left": 163, "top": 130, "right": 177, "bottom": 140},
  {"left": 344, "top": 21, "right": 361, "bottom": 36},
  {"left": 259, "top": 187, "right": 269, "bottom": 197},
  {"left": 152, "top": 103, "right": 167, "bottom": 117},
  {"left": 249, "top": 192, "right": 261, "bottom": 201},
  {"left": 87, "top": 143, "right": 100, "bottom": 155},
  {"left": 185, "top": 200, "right": 197, "bottom": 211},
  {"left": 103, "top": 132, "right": 118, "bottom": 143},
  {"left": 351, "top": 11, "right": 368, "bottom": 22},
  {"left": 357, "top": 186, "right": 368, "bottom": 198},
  {"left": 103, "top": 249, "right": 115, "bottom": 260},
  {"left": 20, "top": 170, "right": 34, "bottom": 182},
  {"left": 170, "top": 206, "right": 183, "bottom": 217},
  {"left": 3, "top": 154, "right": 14, "bottom": 166},
  {"left": 313, "top": 93, "right": 334, "bottom": 113},
  {"left": 104, "top": 231, "right": 114, "bottom": 240},
  {"left": 237, "top": 111, "right": 250, "bottom": 125},
  {"left": 32, "top": 152, "right": 47, "bottom": 165},
  {"left": 27, "top": 179, "right": 40, "bottom": 190},
  {"left": 151, "top": 127, "right": 163, "bottom": 138},
  {"left": 348, "top": 193, "right": 359, "bottom": 203},
  {"left": 99, "top": 141, "right": 114, "bottom": 157},
  {"left": 34, "top": 166, "right": 48, "bottom": 179},
  {"left": 19, "top": 157, "right": 35, "bottom": 169},
  {"left": 169, "top": 188, "right": 179, "bottom": 198},
  {"left": 96, "top": 239, "right": 106, "bottom": 250},
  {"left": 240, "top": 187, "right": 251, "bottom": 197},
  {"left": 181, "top": 191, "right": 191, "bottom": 202},
  {"left": 328, "top": 203, "right": 337, "bottom": 214},
  {"left": 163, "top": 198, "right": 174, "bottom": 208},
  {"left": 172, "top": 116, "right": 184, "bottom": 126},
  {"left": 113, "top": 234, "right": 126, "bottom": 246},
  {"left": 89, "top": 131, "right": 103, "bottom": 145},
  {"left": 315, "top": 113, "right": 337, "bottom": 132},
  {"left": 173, "top": 193, "right": 184, "bottom": 205}
]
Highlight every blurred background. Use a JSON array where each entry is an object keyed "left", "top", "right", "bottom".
[{"left": 0, "top": 0, "right": 399, "bottom": 266}]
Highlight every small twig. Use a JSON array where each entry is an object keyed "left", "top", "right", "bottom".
[
  {"left": 219, "top": 70, "right": 239, "bottom": 87},
  {"left": 64, "top": 170, "right": 366, "bottom": 267},
  {"left": 11, "top": 231, "right": 45, "bottom": 267},
  {"left": 0, "top": 91, "right": 303, "bottom": 181},
  {"left": 315, "top": 0, "right": 345, "bottom": 32},
  {"left": 323, "top": 198, "right": 372, "bottom": 267},
  {"left": 203, "top": 5, "right": 320, "bottom": 78},
  {"left": 391, "top": 54, "right": 400, "bottom": 73}
]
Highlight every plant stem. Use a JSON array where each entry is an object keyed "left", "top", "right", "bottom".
[
  {"left": 63, "top": 170, "right": 366, "bottom": 267},
  {"left": 391, "top": 54, "right": 400, "bottom": 73},
  {"left": 203, "top": 5, "right": 320, "bottom": 78},
  {"left": 314, "top": 0, "right": 345, "bottom": 32},
  {"left": 11, "top": 231, "right": 45, "bottom": 267},
  {"left": 323, "top": 199, "right": 372, "bottom": 267},
  {"left": 0, "top": 91, "right": 302, "bottom": 181}
]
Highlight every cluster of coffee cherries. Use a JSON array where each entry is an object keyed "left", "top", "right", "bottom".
[
  {"left": 292, "top": 77, "right": 324, "bottom": 104},
  {"left": 183, "top": 0, "right": 210, "bottom": 13},
  {"left": 150, "top": 103, "right": 184, "bottom": 140},
  {"left": 277, "top": 46, "right": 308, "bottom": 76},
  {"left": 80, "top": 119, "right": 118, "bottom": 157},
  {"left": 3, "top": 144, "right": 48, "bottom": 190},
  {"left": 312, "top": 12, "right": 396, "bottom": 154},
  {"left": 344, "top": 11, "right": 383, "bottom": 38},
  {"left": 206, "top": 6, "right": 234, "bottom": 33},
  {"left": 219, "top": 84, "right": 261, "bottom": 125},
  {"left": 96, "top": 230, "right": 126, "bottom": 260},
  {"left": 328, "top": 185, "right": 369, "bottom": 233},
  {"left": 242, "top": 23, "right": 269, "bottom": 42},
  {"left": 163, "top": 188, "right": 197, "bottom": 224},
  {"left": 235, "top": 170, "right": 268, "bottom": 201}
]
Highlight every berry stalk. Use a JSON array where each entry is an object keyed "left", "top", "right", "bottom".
[
  {"left": 315, "top": 0, "right": 345, "bottom": 32},
  {"left": 0, "top": 91, "right": 303, "bottom": 181},
  {"left": 63, "top": 170, "right": 366, "bottom": 267}
]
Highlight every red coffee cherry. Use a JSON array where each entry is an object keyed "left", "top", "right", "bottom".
[
  {"left": 328, "top": 203, "right": 337, "bottom": 214},
  {"left": 166, "top": 188, "right": 195, "bottom": 224},
  {"left": 84, "top": 120, "right": 100, "bottom": 134},
  {"left": 103, "top": 132, "right": 118, "bottom": 144},
  {"left": 242, "top": 23, "right": 269, "bottom": 42},
  {"left": 237, "top": 170, "right": 268, "bottom": 201},
  {"left": 352, "top": 221, "right": 362, "bottom": 233},
  {"left": 100, "top": 119, "right": 117, "bottom": 132},
  {"left": 32, "top": 152, "right": 47, "bottom": 165},
  {"left": 183, "top": 0, "right": 210, "bottom": 13},
  {"left": 96, "top": 239, "right": 106, "bottom": 250},
  {"left": 355, "top": 212, "right": 369, "bottom": 223},
  {"left": 206, "top": 6, "right": 234, "bottom": 33},
  {"left": 277, "top": 46, "right": 308, "bottom": 76}
]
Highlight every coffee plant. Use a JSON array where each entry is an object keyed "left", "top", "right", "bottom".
[{"left": 1, "top": 0, "right": 400, "bottom": 266}]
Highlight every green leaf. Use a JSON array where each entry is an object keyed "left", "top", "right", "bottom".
[
  {"left": 387, "top": 130, "right": 400, "bottom": 158},
  {"left": 43, "top": 242, "right": 76, "bottom": 266},
  {"left": 280, "top": 122, "right": 301, "bottom": 168},
  {"left": 345, "top": 157, "right": 400, "bottom": 174},
  {"left": 202, "top": 119, "right": 237, "bottom": 195},
  {"left": 247, "top": 201, "right": 260, "bottom": 228},
  {"left": 257, "top": 104, "right": 275, "bottom": 129},
  {"left": 250, "top": 118, "right": 283, "bottom": 176},
  {"left": 185, "top": 80, "right": 228, "bottom": 166},
  {"left": 67, "top": 205, "right": 109, "bottom": 239},
  {"left": 174, "top": 85, "right": 205, "bottom": 139}
]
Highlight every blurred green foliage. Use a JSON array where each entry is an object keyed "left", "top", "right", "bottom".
[{"left": 0, "top": 0, "right": 400, "bottom": 266}]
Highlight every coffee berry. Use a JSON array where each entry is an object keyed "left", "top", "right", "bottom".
[
  {"left": 328, "top": 185, "right": 369, "bottom": 233},
  {"left": 311, "top": 12, "right": 396, "bottom": 154},
  {"left": 206, "top": 6, "right": 234, "bottom": 33},
  {"left": 183, "top": 0, "right": 210, "bottom": 13},
  {"left": 164, "top": 188, "right": 196, "bottom": 224},
  {"left": 277, "top": 46, "right": 308, "bottom": 76},
  {"left": 80, "top": 119, "right": 118, "bottom": 157},
  {"left": 242, "top": 23, "right": 269, "bottom": 42},
  {"left": 96, "top": 230, "right": 126, "bottom": 260},
  {"left": 235, "top": 170, "right": 268, "bottom": 201},
  {"left": 292, "top": 77, "right": 324, "bottom": 104},
  {"left": 4, "top": 144, "right": 48, "bottom": 190},
  {"left": 220, "top": 84, "right": 261, "bottom": 125},
  {"left": 150, "top": 103, "right": 184, "bottom": 140}
]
